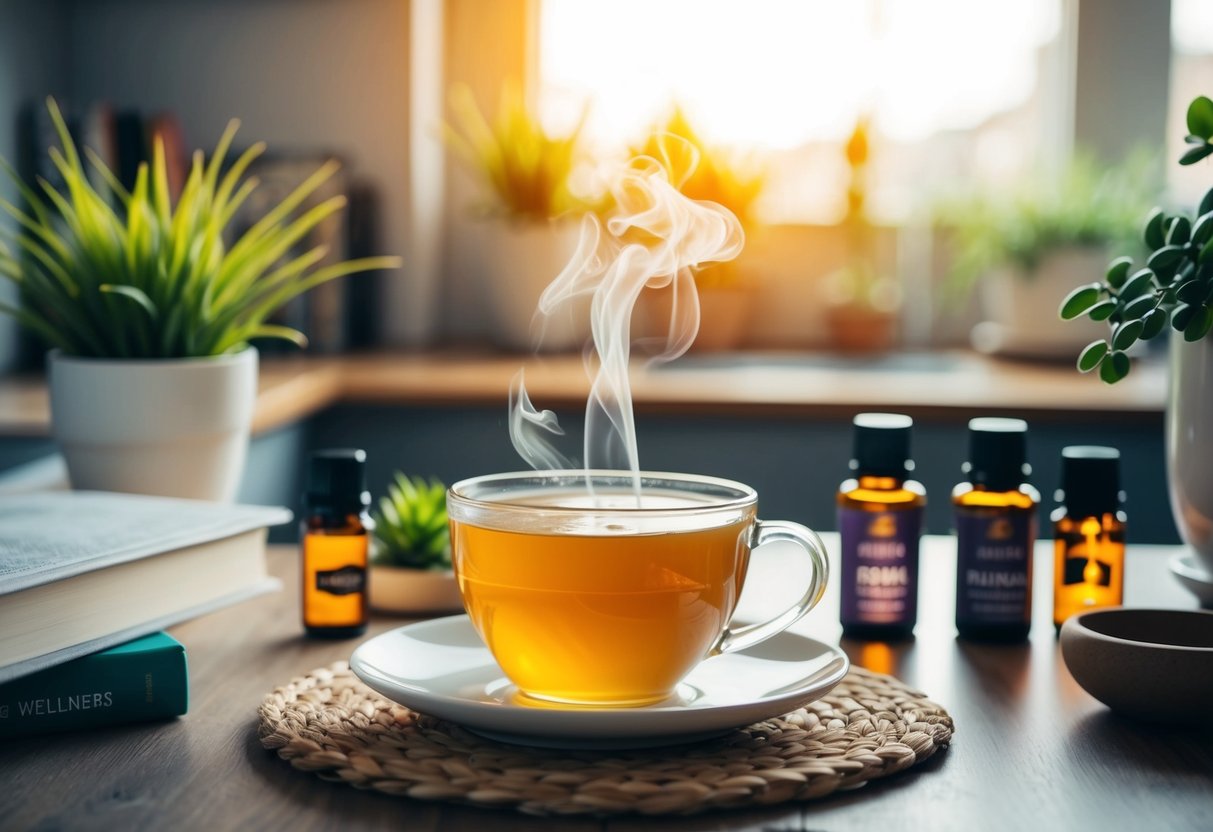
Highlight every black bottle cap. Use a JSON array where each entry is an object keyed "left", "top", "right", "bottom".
[
  {"left": 1058, "top": 445, "right": 1122, "bottom": 517},
  {"left": 850, "top": 412, "right": 914, "bottom": 477},
  {"left": 964, "top": 417, "right": 1030, "bottom": 490},
  {"left": 305, "top": 448, "right": 370, "bottom": 511}
]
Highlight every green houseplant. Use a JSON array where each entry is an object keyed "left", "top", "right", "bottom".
[
  {"left": 1059, "top": 94, "right": 1213, "bottom": 576},
  {"left": 941, "top": 152, "right": 1152, "bottom": 357},
  {"left": 0, "top": 98, "right": 400, "bottom": 499},
  {"left": 369, "top": 473, "right": 461, "bottom": 614},
  {"left": 443, "top": 82, "right": 591, "bottom": 351},
  {"left": 824, "top": 117, "right": 902, "bottom": 352},
  {"left": 630, "top": 106, "right": 765, "bottom": 351}
]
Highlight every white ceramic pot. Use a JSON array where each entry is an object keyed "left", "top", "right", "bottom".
[
  {"left": 1167, "top": 336, "right": 1213, "bottom": 573},
  {"left": 369, "top": 565, "right": 464, "bottom": 615},
  {"left": 49, "top": 347, "right": 258, "bottom": 502},
  {"left": 972, "top": 246, "right": 1108, "bottom": 359},
  {"left": 471, "top": 219, "right": 588, "bottom": 351}
]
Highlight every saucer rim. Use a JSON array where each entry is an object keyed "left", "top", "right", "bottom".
[{"left": 349, "top": 615, "right": 850, "bottom": 743}]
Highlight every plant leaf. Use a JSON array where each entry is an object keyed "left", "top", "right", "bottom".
[
  {"left": 99, "top": 284, "right": 159, "bottom": 318},
  {"left": 1059, "top": 284, "right": 1102, "bottom": 320},
  {"left": 1187, "top": 96, "right": 1213, "bottom": 140},
  {"left": 1077, "top": 340, "right": 1107, "bottom": 373},
  {"left": 1087, "top": 299, "right": 1117, "bottom": 321},
  {"left": 1181, "top": 145, "right": 1213, "bottom": 166},
  {"left": 1144, "top": 208, "right": 1166, "bottom": 249},
  {"left": 1105, "top": 256, "right": 1133, "bottom": 288},
  {"left": 1100, "top": 351, "right": 1130, "bottom": 384},
  {"left": 1140, "top": 307, "right": 1168, "bottom": 339},
  {"left": 1183, "top": 305, "right": 1213, "bottom": 342},
  {"left": 1111, "top": 319, "right": 1143, "bottom": 351}
]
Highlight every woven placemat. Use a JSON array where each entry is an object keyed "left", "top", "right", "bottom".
[
  {"left": 258, "top": 662, "right": 952, "bottom": 816},
  {"left": 258, "top": 664, "right": 955, "bottom": 819}
]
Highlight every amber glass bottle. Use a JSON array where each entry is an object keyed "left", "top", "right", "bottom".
[
  {"left": 837, "top": 413, "right": 927, "bottom": 641},
  {"left": 1052, "top": 446, "right": 1125, "bottom": 631},
  {"left": 301, "top": 449, "right": 372, "bottom": 638},
  {"left": 953, "top": 418, "right": 1040, "bottom": 642}
]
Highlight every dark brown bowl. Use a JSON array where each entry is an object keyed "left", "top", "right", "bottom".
[{"left": 1060, "top": 608, "right": 1213, "bottom": 721}]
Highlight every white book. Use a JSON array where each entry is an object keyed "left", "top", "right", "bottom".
[{"left": 0, "top": 492, "right": 292, "bottom": 683}]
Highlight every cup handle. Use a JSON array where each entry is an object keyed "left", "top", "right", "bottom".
[{"left": 714, "top": 519, "right": 829, "bottom": 655}]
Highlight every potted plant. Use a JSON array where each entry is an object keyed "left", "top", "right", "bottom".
[
  {"left": 942, "top": 152, "right": 1152, "bottom": 358},
  {"left": 824, "top": 117, "right": 902, "bottom": 352},
  {"left": 443, "top": 82, "right": 590, "bottom": 351},
  {"left": 1059, "top": 94, "right": 1213, "bottom": 574},
  {"left": 0, "top": 99, "right": 399, "bottom": 500},
  {"left": 630, "top": 107, "right": 765, "bottom": 352},
  {"left": 369, "top": 472, "right": 462, "bottom": 614}
]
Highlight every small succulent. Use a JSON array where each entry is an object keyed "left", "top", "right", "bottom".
[
  {"left": 1060, "top": 95, "right": 1213, "bottom": 383},
  {"left": 372, "top": 473, "right": 451, "bottom": 570}
]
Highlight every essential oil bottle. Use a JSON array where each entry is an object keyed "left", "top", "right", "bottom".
[
  {"left": 301, "top": 449, "right": 372, "bottom": 638},
  {"left": 1052, "top": 446, "right": 1126, "bottom": 631},
  {"left": 837, "top": 413, "right": 926, "bottom": 641},
  {"left": 953, "top": 418, "right": 1040, "bottom": 642}
]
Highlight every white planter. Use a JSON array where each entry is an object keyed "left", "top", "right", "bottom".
[
  {"left": 470, "top": 219, "right": 588, "bottom": 351},
  {"left": 49, "top": 348, "right": 258, "bottom": 502},
  {"left": 1167, "top": 336, "right": 1213, "bottom": 573},
  {"left": 972, "top": 246, "right": 1108, "bottom": 359},
  {"left": 369, "top": 565, "right": 464, "bottom": 615}
]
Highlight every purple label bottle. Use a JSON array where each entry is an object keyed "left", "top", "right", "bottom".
[
  {"left": 952, "top": 418, "right": 1040, "bottom": 642},
  {"left": 837, "top": 413, "right": 926, "bottom": 640}
]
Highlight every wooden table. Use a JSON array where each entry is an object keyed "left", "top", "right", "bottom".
[{"left": 3, "top": 536, "right": 1210, "bottom": 831}]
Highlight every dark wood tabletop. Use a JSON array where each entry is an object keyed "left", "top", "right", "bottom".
[{"left": 3, "top": 536, "right": 1210, "bottom": 832}]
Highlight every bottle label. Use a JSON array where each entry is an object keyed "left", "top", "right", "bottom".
[
  {"left": 955, "top": 510, "right": 1035, "bottom": 626},
  {"left": 838, "top": 507, "right": 922, "bottom": 628},
  {"left": 315, "top": 565, "right": 366, "bottom": 596}
]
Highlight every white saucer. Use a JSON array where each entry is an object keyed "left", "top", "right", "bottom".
[
  {"left": 350, "top": 615, "right": 849, "bottom": 749},
  {"left": 1170, "top": 554, "right": 1213, "bottom": 608}
]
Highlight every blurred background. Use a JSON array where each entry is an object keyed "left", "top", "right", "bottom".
[
  {"left": 0, "top": 0, "right": 1208, "bottom": 542},
  {"left": 1, "top": 0, "right": 1209, "bottom": 362}
]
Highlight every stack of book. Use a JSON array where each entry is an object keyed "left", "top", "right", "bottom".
[{"left": 0, "top": 491, "right": 290, "bottom": 738}]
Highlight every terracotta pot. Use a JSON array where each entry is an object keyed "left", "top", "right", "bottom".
[
  {"left": 49, "top": 347, "right": 257, "bottom": 501},
  {"left": 1167, "top": 336, "right": 1213, "bottom": 573},
  {"left": 825, "top": 305, "right": 897, "bottom": 353}
]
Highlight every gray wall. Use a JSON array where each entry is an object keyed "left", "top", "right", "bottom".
[
  {"left": 308, "top": 404, "right": 1176, "bottom": 546},
  {"left": 0, "top": 0, "right": 68, "bottom": 372},
  {"left": 63, "top": 0, "right": 419, "bottom": 344}
]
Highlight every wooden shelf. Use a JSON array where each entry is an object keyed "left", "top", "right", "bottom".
[{"left": 0, "top": 349, "right": 1167, "bottom": 439}]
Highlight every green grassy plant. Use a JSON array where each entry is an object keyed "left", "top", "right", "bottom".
[{"left": 0, "top": 98, "right": 400, "bottom": 358}]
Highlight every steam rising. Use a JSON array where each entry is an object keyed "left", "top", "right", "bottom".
[{"left": 509, "top": 136, "right": 744, "bottom": 492}]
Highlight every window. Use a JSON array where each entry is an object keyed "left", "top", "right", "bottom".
[
  {"left": 539, "top": 0, "right": 1063, "bottom": 223},
  {"left": 1169, "top": 0, "right": 1213, "bottom": 207}
]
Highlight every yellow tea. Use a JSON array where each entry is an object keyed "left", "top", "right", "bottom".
[{"left": 452, "top": 493, "right": 752, "bottom": 705}]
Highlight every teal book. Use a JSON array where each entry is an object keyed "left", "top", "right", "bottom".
[{"left": 0, "top": 632, "right": 188, "bottom": 739}]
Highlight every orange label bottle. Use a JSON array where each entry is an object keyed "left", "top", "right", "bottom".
[
  {"left": 301, "top": 449, "right": 372, "bottom": 638},
  {"left": 1052, "top": 446, "right": 1125, "bottom": 631}
]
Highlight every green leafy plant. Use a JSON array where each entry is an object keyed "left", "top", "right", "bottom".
[
  {"left": 941, "top": 151, "right": 1155, "bottom": 298},
  {"left": 442, "top": 81, "right": 587, "bottom": 222},
  {"left": 372, "top": 473, "right": 451, "bottom": 570},
  {"left": 1060, "top": 95, "right": 1213, "bottom": 383},
  {"left": 0, "top": 98, "right": 400, "bottom": 358}
]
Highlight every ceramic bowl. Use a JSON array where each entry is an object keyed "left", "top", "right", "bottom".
[
  {"left": 1060, "top": 608, "right": 1213, "bottom": 722},
  {"left": 1170, "top": 554, "right": 1213, "bottom": 608}
]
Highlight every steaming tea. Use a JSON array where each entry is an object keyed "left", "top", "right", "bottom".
[
  {"left": 448, "top": 471, "right": 829, "bottom": 707},
  {"left": 453, "top": 490, "right": 751, "bottom": 705}
]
